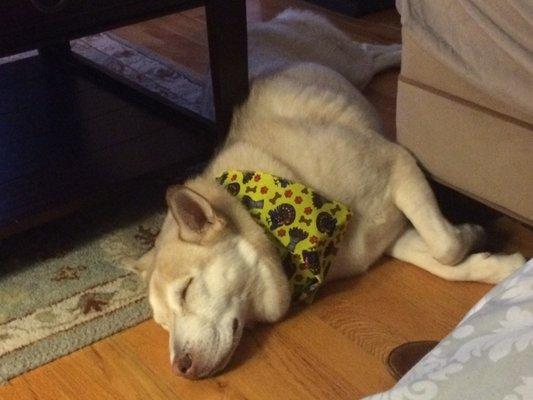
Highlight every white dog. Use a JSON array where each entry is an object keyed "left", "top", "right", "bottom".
[{"left": 129, "top": 9, "right": 525, "bottom": 379}]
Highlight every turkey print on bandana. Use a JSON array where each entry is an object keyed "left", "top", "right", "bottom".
[{"left": 217, "top": 170, "right": 352, "bottom": 303}]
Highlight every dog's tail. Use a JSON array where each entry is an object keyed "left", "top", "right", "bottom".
[{"left": 360, "top": 43, "right": 402, "bottom": 77}]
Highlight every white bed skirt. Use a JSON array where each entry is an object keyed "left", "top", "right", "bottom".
[{"left": 396, "top": 0, "right": 533, "bottom": 115}]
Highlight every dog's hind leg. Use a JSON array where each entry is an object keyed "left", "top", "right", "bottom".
[
  {"left": 387, "top": 228, "right": 524, "bottom": 283},
  {"left": 390, "top": 150, "right": 486, "bottom": 266}
]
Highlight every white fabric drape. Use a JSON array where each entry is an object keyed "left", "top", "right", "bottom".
[{"left": 396, "top": 0, "right": 533, "bottom": 115}]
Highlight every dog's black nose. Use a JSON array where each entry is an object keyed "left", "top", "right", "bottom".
[{"left": 173, "top": 353, "right": 193, "bottom": 376}]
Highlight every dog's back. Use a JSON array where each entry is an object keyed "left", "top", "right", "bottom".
[
  {"left": 203, "top": 10, "right": 405, "bottom": 273},
  {"left": 216, "top": 10, "right": 402, "bottom": 210}
]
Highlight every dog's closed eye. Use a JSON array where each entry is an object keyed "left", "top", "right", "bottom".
[{"left": 181, "top": 277, "right": 193, "bottom": 302}]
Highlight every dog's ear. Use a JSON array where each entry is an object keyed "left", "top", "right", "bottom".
[{"left": 166, "top": 185, "right": 226, "bottom": 244}]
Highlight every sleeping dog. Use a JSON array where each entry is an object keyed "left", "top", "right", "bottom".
[{"left": 128, "top": 9, "right": 525, "bottom": 379}]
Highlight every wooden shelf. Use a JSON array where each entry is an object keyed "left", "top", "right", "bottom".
[
  {"left": 0, "top": 0, "right": 248, "bottom": 239},
  {"left": 0, "top": 0, "right": 203, "bottom": 57},
  {"left": 0, "top": 54, "right": 216, "bottom": 239}
]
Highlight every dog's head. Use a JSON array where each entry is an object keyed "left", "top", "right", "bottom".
[{"left": 129, "top": 182, "right": 290, "bottom": 379}]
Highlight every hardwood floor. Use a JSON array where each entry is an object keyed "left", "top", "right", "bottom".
[{"left": 1, "top": 1, "right": 531, "bottom": 399}]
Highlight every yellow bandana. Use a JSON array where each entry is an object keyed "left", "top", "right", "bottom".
[{"left": 217, "top": 170, "right": 352, "bottom": 303}]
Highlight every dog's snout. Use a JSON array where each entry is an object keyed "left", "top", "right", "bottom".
[{"left": 173, "top": 353, "right": 194, "bottom": 377}]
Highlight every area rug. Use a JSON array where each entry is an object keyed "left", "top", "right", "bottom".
[{"left": 0, "top": 33, "right": 207, "bottom": 384}]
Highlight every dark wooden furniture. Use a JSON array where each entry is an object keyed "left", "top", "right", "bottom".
[{"left": 0, "top": 0, "right": 248, "bottom": 239}]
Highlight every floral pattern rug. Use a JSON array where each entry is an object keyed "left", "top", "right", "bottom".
[{"left": 0, "top": 33, "right": 206, "bottom": 384}]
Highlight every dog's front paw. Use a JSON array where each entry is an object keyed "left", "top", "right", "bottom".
[{"left": 464, "top": 252, "right": 525, "bottom": 284}]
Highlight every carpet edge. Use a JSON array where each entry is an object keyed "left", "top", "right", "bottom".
[{"left": 0, "top": 299, "right": 151, "bottom": 385}]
